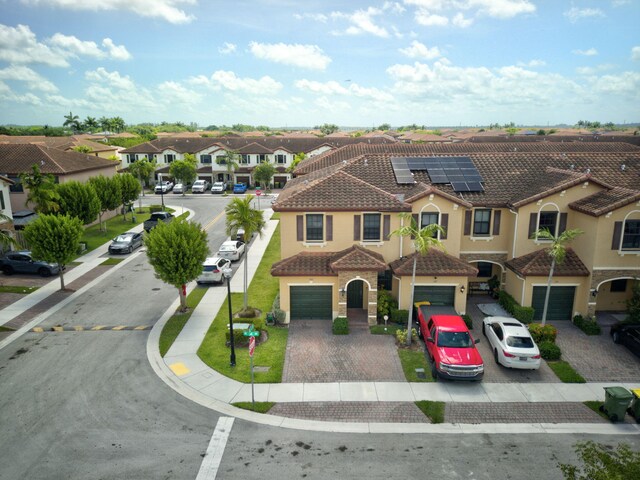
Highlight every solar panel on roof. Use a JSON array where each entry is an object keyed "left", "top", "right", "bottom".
[
  {"left": 466, "top": 182, "right": 484, "bottom": 192},
  {"left": 392, "top": 155, "right": 484, "bottom": 189},
  {"left": 450, "top": 182, "right": 470, "bottom": 192}
]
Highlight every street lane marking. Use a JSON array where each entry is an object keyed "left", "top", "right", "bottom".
[
  {"left": 91, "top": 325, "right": 106, "bottom": 330},
  {"left": 202, "top": 210, "right": 225, "bottom": 232},
  {"left": 112, "top": 325, "right": 127, "bottom": 331},
  {"left": 30, "top": 326, "right": 152, "bottom": 332},
  {"left": 169, "top": 362, "right": 190, "bottom": 376},
  {"left": 32, "top": 327, "right": 43, "bottom": 333},
  {"left": 73, "top": 326, "right": 83, "bottom": 331},
  {"left": 196, "top": 417, "right": 234, "bottom": 480},
  {"left": 52, "top": 326, "right": 63, "bottom": 332},
  {"left": 133, "top": 325, "right": 150, "bottom": 330}
]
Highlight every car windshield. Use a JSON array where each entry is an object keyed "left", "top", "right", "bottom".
[
  {"left": 437, "top": 331, "right": 473, "bottom": 348},
  {"left": 506, "top": 336, "right": 535, "bottom": 348},
  {"left": 114, "top": 235, "right": 131, "bottom": 242},
  {"left": 219, "top": 245, "right": 235, "bottom": 251}
]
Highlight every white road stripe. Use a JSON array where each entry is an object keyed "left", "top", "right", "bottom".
[{"left": 196, "top": 416, "right": 234, "bottom": 480}]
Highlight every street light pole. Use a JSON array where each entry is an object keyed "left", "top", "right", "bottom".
[
  {"left": 223, "top": 267, "right": 236, "bottom": 367},
  {"left": 158, "top": 173, "right": 165, "bottom": 211}
]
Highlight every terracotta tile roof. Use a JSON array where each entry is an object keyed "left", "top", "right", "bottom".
[
  {"left": 569, "top": 187, "right": 640, "bottom": 217},
  {"left": 271, "top": 245, "right": 387, "bottom": 277},
  {"left": 236, "top": 142, "right": 273, "bottom": 154},
  {"left": 389, "top": 250, "right": 479, "bottom": 277},
  {"left": 0, "top": 144, "right": 118, "bottom": 175},
  {"left": 0, "top": 135, "right": 118, "bottom": 153},
  {"left": 505, "top": 248, "right": 590, "bottom": 277}
]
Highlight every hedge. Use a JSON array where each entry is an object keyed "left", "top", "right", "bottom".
[
  {"left": 333, "top": 317, "right": 349, "bottom": 335},
  {"left": 391, "top": 308, "right": 409, "bottom": 325},
  {"left": 539, "top": 340, "right": 561, "bottom": 360},
  {"left": 528, "top": 323, "right": 558, "bottom": 344},
  {"left": 462, "top": 314, "right": 473, "bottom": 330},
  {"left": 573, "top": 314, "right": 601, "bottom": 335},
  {"left": 498, "top": 290, "right": 535, "bottom": 323}
]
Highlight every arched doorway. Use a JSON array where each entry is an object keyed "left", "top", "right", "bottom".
[
  {"left": 594, "top": 277, "right": 637, "bottom": 319},
  {"left": 346, "top": 279, "right": 368, "bottom": 325}
]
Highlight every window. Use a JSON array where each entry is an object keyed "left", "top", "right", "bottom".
[
  {"left": 610, "top": 279, "right": 628, "bottom": 293},
  {"left": 306, "top": 214, "right": 323, "bottom": 241},
  {"left": 421, "top": 212, "right": 439, "bottom": 238},
  {"left": 0, "top": 190, "right": 4, "bottom": 210},
  {"left": 240, "top": 154, "right": 250, "bottom": 164},
  {"left": 622, "top": 220, "right": 640, "bottom": 249},
  {"left": 377, "top": 270, "right": 392, "bottom": 291},
  {"left": 200, "top": 154, "right": 212, "bottom": 164},
  {"left": 275, "top": 154, "right": 287, "bottom": 164},
  {"left": 476, "top": 262, "right": 493, "bottom": 278},
  {"left": 538, "top": 211, "right": 558, "bottom": 235},
  {"left": 473, "top": 209, "right": 491, "bottom": 236},
  {"left": 128, "top": 154, "right": 137, "bottom": 163},
  {"left": 257, "top": 154, "right": 267, "bottom": 163},
  {"left": 164, "top": 154, "right": 175, "bottom": 163},
  {"left": 363, "top": 213, "right": 381, "bottom": 241},
  {"left": 8, "top": 176, "right": 23, "bottom": 193},
  {"left": 216, "top": 155, "right": 226, "bottom": 165}
]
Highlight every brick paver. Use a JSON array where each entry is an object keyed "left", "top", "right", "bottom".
[
  {"left": 445, "top": 402, "right": 610, "bottom": 424},
  {"left": 269, "top": 402, "right": 430, "bottom": 423}
]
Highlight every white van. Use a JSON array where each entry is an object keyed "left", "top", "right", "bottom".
[{"left": 196, "top": 257, "right": 231, "bottom": 284}]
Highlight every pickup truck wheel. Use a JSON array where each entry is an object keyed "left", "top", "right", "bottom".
[
  {"left": 430, "top": 361, "right": 438, "bottom": 381},
  {"left": 416, "top": 323, "right": 423, "bottom": 339}
]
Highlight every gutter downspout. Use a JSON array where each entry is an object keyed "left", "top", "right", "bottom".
[{"left": 508, "top": 207, "right": 518, "bottom": 259}]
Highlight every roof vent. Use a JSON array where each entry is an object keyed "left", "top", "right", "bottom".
[
  {"left": 621, "top": 164, "right": 626, "bottom": 171},
  {"left": 585, "top": 168, "right": 590, "bottom": 174},
  {"left": 304, "top": 179, "right": 308, "bottom": 185},
  {"left": 342, "top": 160, "right": 347, "bottom": 165},
  {"left": 569, "top": 164, "right": 574, "bottom": 170},
  {"left": 364, "top": 158, "right": 368, "bottom": 166}
]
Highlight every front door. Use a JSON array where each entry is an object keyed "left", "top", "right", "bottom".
[{"left": 347, "top": 281, "right": 363, "bottom": 308}]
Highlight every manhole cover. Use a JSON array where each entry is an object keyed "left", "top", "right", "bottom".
[{"left": 415, "top": 368, "right": 426, "bottom": 379}]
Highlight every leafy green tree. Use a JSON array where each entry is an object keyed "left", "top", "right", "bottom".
[
  {"left": 72, "top": 145, "right": 93, "bottom": 154},
  {"left": 83, "top": 116, "right": 99, "bottom": 132},
  {"left": 127, "top": 156, "right": 156, "bottom": 196},
  {"left": 216, "top": 150, "right": 239, "bottom": 186},
  {"left": 531, "top": 227, "right": 583, "bottom": 325},
  {"left": 98, "top": 116, "right": 110, "bottom": 132},
  {"left": 19, "top": 164, "right": 60, "bottom": 214},
  {"left": 63, "top": 111, "right": 81, "bottom": 133},
  {"left": 626, "top": 280, "right": 640, "bottom": 323},
  {"left": 317, "top": 123, "right": 339, "bottom": 135},
  {"left": 115, "top": 173, "right": 141, "bottom": 220},
  {"left": 391, "top": 212, "right": 446, "bottom": 346},
  {"left": 169, "top": 159, "right": 197, "bottom": 194},
  {"left": 23, "top": 214, "right": 83, "bottom": 290},
  {"left": 558, "top": 441, "right": 640, "bottom": 480},
  {"left": 144, "top": 219, "right": 209, "bottom": 311},
  {"left": 287, "top": 152, "right": 306, "bottom": 173},
  {"left": 378, "top": 123, "right": 391, "bottom": 131},
  {"left": 111, "top": 116, "right": 126, "bottom": 133},
  {"left": 225, "top": 196, "right": 266, "bottom": 309},
  {"left": 56, "top": 181, "right": 101, "bottom": 225},
  {"left": 253, "top": 160, "right": 276, "bottom": 189},
  {"left": 0, "top": 212, "right": 17, "bottom": 249},
  {"left": 88, "top": 175, "right": 122, "bottom": 231}
]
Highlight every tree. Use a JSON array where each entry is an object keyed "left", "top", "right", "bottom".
[
  {"left": 19, "top": 164, "right": 60, "bottom": 214},
  {"left": 127, "top": 156, "right": 156, "bottom": 196},
  {"left": 72, "top": 145, "right": 93, "bottom": 154},
  {"left": 317, "top": 123, "right": 339, "bottom": 135},
  {"left": 88, "top": 175, "right": 121, "bottom": 231},
  {"left": 111, "top": 116, "right": 126, "bottom": 133},
  {"left": 83, "top": 116, "right": 99, "bottom": 132},
  {"left": 144, "top": 219, "right": 209, "bottom": 311},
  {"left": 531, "top": 227, "right": 584, "bottom": 326},
  {"left": 391, "top": 212, "right": 446, "bottom": 346},
  {"left": 558, "top": 441, "right": 640, "bottom": 480},
  {"left": 287, "top": 152, "right": 306, "bottom": 173},
  {"left": 378, "top": 123, "right": 391, "bottom": 131},
  {"left": 63, "top": 111, "right": 81, "bottom": 133},
  {"left": 98, "top": 116, "right": 110, "bottom": 132},
  {"left": 253, "top": 160, "right": 276, "bottom": 189},
  {"left": 56, "top": 181, "right": 101, "bottom": 225},
  {"left": 0, "top": 212, "right": 17, "bottom": 249},
  {"left": 216, "top": 150, "right": 239, "bottom": 186},
  {"left": 169, "top": 159, "right": 197, "bottom": 194},
  {"left": 225, "top": 196, "right": 266, "bottom": 309},
  {"left": 115, "top": 173, "right": 141, "bottom": 220},
  {"left": 626, "top": 280, "right": 640, "bottom": 323},
  {"left": 23, "top": 214, "right": 83, "bottom": 290}
]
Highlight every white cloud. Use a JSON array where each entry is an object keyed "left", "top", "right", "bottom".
[
  {"left": 85, "top": 67, "right": 136, "bottom": 90},
  {"left": 157, "top": 81, "right": 202, "bottom": 105},
  {"left": 0, "top": 91, "right": 43, "bottom": 105},
  {"left": 573, "top": 48, "right": 598, "bottom": 56},
  {"left": 0, "top": 65, "right": 58, "bottom": 92},
  {"left": 102, "top": 38, "right": 131, "bottom": 60},
  {"left": 293, "top": 12, "right": 328, "bottom": 22},
  {"left": 415, "top": 11, "right": 449, "bottom": 26},
  {"left": 588, "top": 71, "right": 640, "bottom": 97},
  {"left": 0, "top": 24, "right": 68, "bottom": 67},
  {"left": 249, "top": 42, "right": 331, "bottom": 70},
  {"left": 406, "top": 0, "right": 535, "bottom": 23},
  {"left": 47, "top": 33, "right": 131, "bottom": 60},
  {"left": 189, "top": 70, "right": 283, "bottom": 96},
  {"left": 383, "top": 1, "right": 406, "bottom": 14},
  {"left": 399, "top": 40, "right": 441, "bottom": 59},
  {"left": 295, "top": 79, "right": 395, "bottom": 103},
  {"left": 564, "top": 7, "right": 605, "bottom": 23},
  {"left": 632, "top": 46, "right": 640, "bottom": 61},
  {"left": 331, "top": 7, "right": 389, "bottom": 37},
  {"left": 452, "top": 12, "right": 473, "bottom": 27},
  {"left": 517, "top": 59, "right": 546, "bottom": 68},
  {"left": 21, "top": 0, "right": 196, "bottom": 24},
  {"left": 576, "top": 64, "right": 615, "bottom": 75},
  {"left": 218, "top": 42, "right": 236, "bottom": 55}
]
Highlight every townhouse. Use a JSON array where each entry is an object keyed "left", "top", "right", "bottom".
[{"left": 270, "top": 142, "right": 640, "bottom": 324}]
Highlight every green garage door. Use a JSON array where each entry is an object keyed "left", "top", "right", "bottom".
[
  {"left": 413, "top": 286, "right": 455, "bottom": 306},
  {"left": 532, "top": 286, "right": 576, "bottom": 321},
  {"left": 290, "top": 286, "right": 332, "bottom": 320}
]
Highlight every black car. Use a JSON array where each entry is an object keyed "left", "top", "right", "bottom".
[
  {"left": 0, "top": 251, "right": 60, "bottom": 277},
  {"left": 610, "top": 322, "right": 640, "bottom": 358},
  {"left": 108, "top": 232, "right": 144, "bottom": 254}
]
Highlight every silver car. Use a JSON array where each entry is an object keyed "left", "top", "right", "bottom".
[
  {"left": 196, "top": 257, "right": 231, "bottom": 284},
  {"left": 217, "top": 240, "right": 245, "bottom": 261}
]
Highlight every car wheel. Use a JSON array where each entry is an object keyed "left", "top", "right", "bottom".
[
  {"left": 612, "top": 331, "right": 621, "bottom": 344},
  {"left": 494, "top": 349, "right": 500, "bottom": 365},
  {"left": 128, "top": 246, "right": 133, "bottom": 254},
  {"left": 2, "top": 265, "right": 14, "bottom": 275},
  {"left": 38, "top": 267, "right": 51, "bottom": 277},
  {"left": 416, "top": 323, "right": 423, "bottom": 339},
  {"left": 482, "top": 323, "right": 486, "bottom": 337},
  {"left": 430, "top": 361, "right": 438, "bottom": 381}
]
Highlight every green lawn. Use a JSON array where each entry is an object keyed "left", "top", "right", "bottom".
[
  {"left": 78, "top": 211, "right": 152, "bottom": 256},
  {"left": 398, "top": 348, "right": 435, "bottom": 382},
  {"left": 415, "top": 401, "right": 445, "bottom": 423},
  {"left": 370, "top": 324, "right": 404, "bottom": 335},
  {"left": 159, "top": 286, "right": 209, "bottom": 357},
  {"left": 0, "top": 285, "right": 39, "bottom": 294},
  {"left": 232, "top": 402, "right": 275, "bottom": 413},
  {"left": 100, "top": 258, "right": 124, "bottom": 266},
  {"left": 584, "top": 401, "right": 609, "bottom": 420},
  {"left": 197, "top": 224, "right": 287, "bottom": 383},
  {"left": 0, "top": 326, "right": 14, "bottom": 332},
  {"left": 547, "top": 360, "right": 586, "bottom": 383}
]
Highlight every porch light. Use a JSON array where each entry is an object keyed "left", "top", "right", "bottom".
[
  {"left": 460, "top": 285, "right": 465, "bottom": 294},
  {"left": 591, "top": 289, "right": 598, "bottom": 297}
]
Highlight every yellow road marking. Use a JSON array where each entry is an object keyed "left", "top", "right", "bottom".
[
  {"left": 202, "top": 210, "right": 225, "bottom": 232},
  {"left": 112, "top": 325, "right": 127, "bottom": 331},
  {"left": 133, "top": 325, "right": 149, "bottom": 330},
  {"left": 73, "top": 326, "right": 84, "bottom": 331},
  {"left": 52, "top": 326, "right": 63, "bottom": 332},
  {"left": 91, "top": 325, "right": 106, "bottom": 330},
  {"left": 32, "top": 327, "right": 44, "bottom": 333},
  {"left": 169, "top": 362, "right": 190, "bottom": 376}
]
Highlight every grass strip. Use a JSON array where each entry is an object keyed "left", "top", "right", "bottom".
[
  {"left": 583, "top": 401, "right": 610, "bottom": 421},
  {"left": 100, "top": 258, "right": 124, "bottom": 266},
  {"left": 159, "top": 286, "right": 209, "bottom": 357},
  {"left": 0, "top": 326, "right": 15, "bottom": 332},
  {"left": 370, "top": 324, "right": 404, "bottom": 335},
  {"left": 0, "top": 285, "right": 39, "bottom": 294},
  {"left": 547, "top": 360, "right": 586, "bottom": 383},
  {"left": 197, "top": 224, "right": 287, "bottom": 383},
  {"left": 232, "top": 402, "right": 275, "bottom": 414},
  {"left": 398, "top": 348, "right": 434, "bottom": 382},
  {"left": 415, "top": 401, "right": 445, "bottom": 423}
]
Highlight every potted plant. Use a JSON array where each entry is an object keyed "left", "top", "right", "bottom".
[{"left": 488, "top": 275, "right": 500, "bottom": 299}]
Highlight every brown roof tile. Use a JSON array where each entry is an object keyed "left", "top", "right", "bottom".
[
  {"left": 271, "top": 245, "right": 387, "bottom": 277},
  {"left": 389, "top": 250, "right": 479, "bottom": 277},
  {"left": 0, "top": 144, "right": 118, "bottom": 175},
  {"left": 505, "top": 248, "right": 590, "bottom": 277},
  {"left": 569, "top": 187, "right": 640, "bottom": 216},
  {"left": 329, "top": 245, "right": 387, "bottom": 272}
]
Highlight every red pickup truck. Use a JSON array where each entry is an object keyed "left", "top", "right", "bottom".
[{"left": 414, "top": 302, "right": 484, "bottom": 381}]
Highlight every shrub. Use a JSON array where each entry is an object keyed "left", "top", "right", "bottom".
[
  {"left": 395, "top": 328, "right": 418, "bottom": 345},
  {"left": 462, "top": 314, "right": 473, "bottom": 330},
  {"left": 251, "top": 317, "right": 266, "bottom": 332},
  {"left": 573, "top": 314, "right": 601, "bottom": 335},
  {"left": 529, "top": 323, "right": 558, "bottom": 344},
  {"left": 237, "top": 306, "right": 260, "bottom": 318},
  {"left": 226, "top": 328, "right": 249, "bottom": 347},
  {"left": 377, "top": 289, "right": 398, "bottom": 319},
  {"left": 149, "top": 204, "right": 163, "bottom": 213},
  {"left": 539, "top": 340, "right": 561, "bottom": 360},
  {"left": 499, "top": 290, "right": 535, "bottom": 323},
  {"left": 391, "top": 309, "right": 408, "bottom": 325},
  {"left": 333, "top": 317, "right": 349, "bottom": 335}
]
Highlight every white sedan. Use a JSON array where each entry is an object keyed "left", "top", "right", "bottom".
[
  {"left": 482, "top": 316, "right": 541, "bottom": 370},
  {"left": 217, "top": 240, "right": 245, "bottom": 262}
]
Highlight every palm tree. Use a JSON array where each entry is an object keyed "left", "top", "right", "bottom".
[
  {"left": 112, "top": 116, "right": 125, "bottom": 133},
  {"left": 391, "top": 212, "right": 446, "bottom": 346},
  {"left": 83, "top": 116, "right": 99, "bottom": 132},
  {"left": 19, "top": 164, "right": 60, "bottom": 214},
  {"left": 216, "top": 150, "right": 239, "bottom": 187},
  {"left": 532, "top": 227, "right": 584, "bottom": 326},
  {"left": 225, "top": 196, "right": 266, "bottom": 309},
  {"left": 98, "top": 116, "right": 109, "bottom": 132},
  {"left": 0, "top": 212, "right": 17, "bottom": 250},
  {"left": 63, "top": 111, "right": 81, "bottom": 133}
]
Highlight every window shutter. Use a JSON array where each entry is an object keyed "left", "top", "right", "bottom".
[
  {"left": 528, "top": 213, "right": 537, "bottom": 239},
  {"left": 612, "top": 222, "right": 622, "bottom": 250},
  {"left": 383, "top": 215, "right": 390, "bottom": 240},
  {"left": 411, "top": 214, "right": 419, "bottom": 239},
  {"left": 440, "top": 213, "right": 449, "bottom": 239},
  {"left": 353, "top": 215, "right": 361, "bottom": 241},
  {"left": 558, "top": 213, "right": 567, "bottom": 235},
  {"left": 492, "top": 210, "right": 501, "bottom": 235},
  {"left": 297, "top": 215, "right": 303, "bottom": 241},
  {"left": 464, "top": 211, "right": 472, "bottom": 236},
  {"left": 326, "top": 215, "right": 333, "bottom": 241}
]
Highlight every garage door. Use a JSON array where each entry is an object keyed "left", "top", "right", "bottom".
[
  {"left": 532, "top": 286, "right": 575, "bottom": 321},
  {"left": 290, "top": 286, "right": 332, "bottom": 320},
  {"left": 413, "top": 286, "right": 455, "bottom": 306}
]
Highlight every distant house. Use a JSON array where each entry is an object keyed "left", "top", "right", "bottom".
[{"left": 0, "top": 135, "right": 119, "bottom": 158}]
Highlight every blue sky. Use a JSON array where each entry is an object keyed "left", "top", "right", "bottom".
[{"left": 0, "top": 0, "right": 638, "bottom": 128}]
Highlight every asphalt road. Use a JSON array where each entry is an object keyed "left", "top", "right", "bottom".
[{"left": 1, "top": 193, "right": 638, "bottom": 479}]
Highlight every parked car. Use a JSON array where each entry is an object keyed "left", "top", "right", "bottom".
[
  {"left": 414, "top": 302, "right": 484, "bottom": 381},
  {"left": 143, "top": 211, "right": 174, "bottom": 232},
  {"left": 211, "top": 181, "right": 226, "bottom": 194},
  {"left": 155, "top": 181, "right": 173, "bottom": 194},
  {"left": 196, "top": 257, "right": 231, "bottom": 284},
  {"left": 610, "top": 322, "right": 640, "bottom": 358},
  {"left": 233, "top": 183, "right": 247, "bottom": 194},
  {"left": 217, "top": 240, "right": 245, "bottom": 261},
  {"left": 0, "top": 251, "right": 60, "bottom": 277},
  {"left": 108, "top": 232, "right": 144, "bottom": 254},
  {"left": 191, "top": 179, "right": 210, "bottom": 193},
  {"left": 482, "top": 316, "right": 541, "bottom": 369},
  {"left": 173, "top": 183, "right": 185, "bottom": 194}
]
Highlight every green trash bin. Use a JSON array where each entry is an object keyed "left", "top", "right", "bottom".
[
  {"left": 629, "top": 388, "right": 640, "bottom": 423},
  {"left": 600, "top": 386, "right": 633, "bottom": 422}
]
